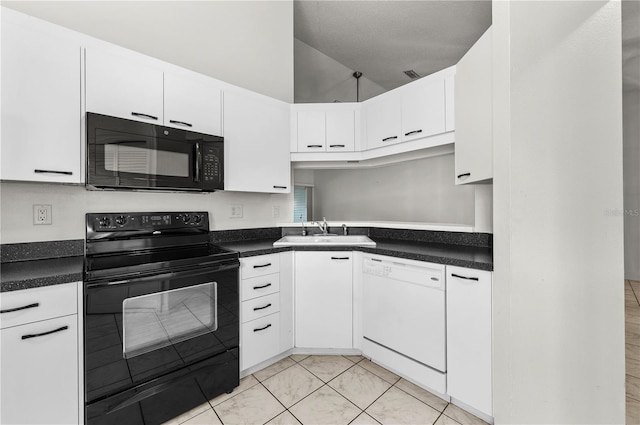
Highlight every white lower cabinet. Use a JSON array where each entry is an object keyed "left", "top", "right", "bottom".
[
  {"left": 242, "top": 313, "right": 281, "bottom": 370},
  {"left": 294, "top": 251, "right": 353, "bottom": 349},
  {"left": 240, "top": 253, "right": 293, "bottom": 371},
  {"left": 446, "top": 266, "right": 493, "bottom": 417},
  {"left": 0, "top": 282, "right": 80, "bottom": 425}
]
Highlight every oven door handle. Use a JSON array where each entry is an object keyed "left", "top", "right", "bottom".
[{"left": 85, "top": 261, "right": 238, "bottom": 289}]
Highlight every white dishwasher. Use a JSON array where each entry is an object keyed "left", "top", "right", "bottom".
[{"left": 362, "top": 255, "right": 446, "bottom": 373}]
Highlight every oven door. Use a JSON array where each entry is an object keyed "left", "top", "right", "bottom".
[{"left": 84, "top": 260, "right": 239, "bottom": 422}]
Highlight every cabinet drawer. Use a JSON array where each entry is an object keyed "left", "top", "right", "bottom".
[
  {"left": 240, "top": 254, "right": 280, "bottom": 279},
  {"left": 1, "top": 314, "right": 78, "bottom": 425},
  {"left": 242, "top": 293, "right": 280, "bottom": 323},
  {"left": 241, "top": 312, "right": 280, "bottom": 370},
  {"left": 0, "top": 282, "right": 78, "bottom": 330},
  {"left": 241, "top": 273, "right": 280, "bottom": 301}
]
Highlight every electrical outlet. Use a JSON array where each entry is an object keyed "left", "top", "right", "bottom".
[
  {"left": 272, "top": 205, "right": 280, "bottom": 218},
  {"left": 230, "top": 205, "right": 243, "bottom": 218},
  {"left": 33, "top": 204, "right": 52, "bottom": 225}
]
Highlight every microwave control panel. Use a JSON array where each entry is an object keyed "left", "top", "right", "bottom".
[{"left": 202, "top": 145, "right": 222, "bottom": 185}]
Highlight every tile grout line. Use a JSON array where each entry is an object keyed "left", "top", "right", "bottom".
[{"left": 391, "top": 379, "right": 450, "bottom": 414}]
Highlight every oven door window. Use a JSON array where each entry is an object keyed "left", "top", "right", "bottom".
[
  {"left": 122, "top": 282, "right": 217, "bottom": 359},
  {"left": 92, "top": 129, "right": 200, "bottom": 189}
]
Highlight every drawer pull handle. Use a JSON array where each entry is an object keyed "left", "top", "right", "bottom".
[
  {"left": 253, "top": 283, "right": 272, "bottom": 290},
  {"left": 273, "top": 186, "right": 288, "bottom": 190},
  {"left": 253, "top": 303, "right": 272, "bottom": 311},
  {"left": 457, "top": 173, "right": 471, "bottom": 179},
  {"left": 131, "top": 112, "right": 158, "bottom": 121},
  {"left": 451, "top": 273, "right": 479, "bottom": 281},
  {"left": 253, "top": 263, "right": 272, "bottom": 269},
  {"left": 34, "top": 169, "right": 73, "bottom": 176},
  {"left": 405, "top": 129, "right": 423, "bottom": 137},
  {"left": 21, "top": 325, "right": 68, "bottom": 340},
  {"left": 1, "top": 303, "right": 39, "bottom": 314},
  {"left": 382, "top": 136, "right": 398, "bottom": 142},
  {"left": 253, "top": 324, "right": 272, "bottom": 332},
  {"left": 306, "top": 145, "right": 323, "bottom": 148},
  {"left": 329, "top": 144, "right": 346, "bottom": 148},
  {"left": 331, "top": 256, "right": 350, "bottom": 260},
  {"left": 169, "top": 119, "right": 193, "bottom": 127}
]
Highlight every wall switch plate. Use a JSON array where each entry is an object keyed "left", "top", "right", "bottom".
[
  {"left": 230, "top": 205, "right": 243, "bottom": 218},
  {"left": 272, "top": 205, "right": 280, "bottom": 218},
  {"left": 33, "top": 204, "right": 52, "bottom": 225}
]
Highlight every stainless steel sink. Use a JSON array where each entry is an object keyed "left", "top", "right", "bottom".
[{"left": 273, "top": 235, "right": 376, "bottom": 247}]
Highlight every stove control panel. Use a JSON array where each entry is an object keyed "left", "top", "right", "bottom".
[{"left": 88, "top": 212, "right": 209, "bottom": 232}]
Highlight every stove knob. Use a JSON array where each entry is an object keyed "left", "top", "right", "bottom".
[
  {"left": 99, "top": 216, "right": 111, "bottom": 227},
  {"left": 115, "top": 215, "right": 127, "bottom": 226},
  {"left": 182, "top": 214, "right": 191, "bottom": 224},
  {"left": 193, "top": 215, "right": 202, "bottom": 224}
]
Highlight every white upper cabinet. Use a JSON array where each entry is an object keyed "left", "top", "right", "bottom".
[
  {"left": 445, "top": 76, "right": 455, "bottom": 132},
  {"left": 400, "top": 78, "right": 446, "bottom": 142},
  {"left": 164, "top": 71, "right": 222, "bottom": 135},
  {"left": 454, "top": 26, "right": 493, "bottom": 185},
  {"left": 296, "top": 110, "right": 327, "bottom": 152},
  {"left": 364, "top": 90, "right": 402, "bottom": 150},
  {"left": 1, "top": 9, "right": 82, "bottom": 183},
  {"left": 326, "top": 109, "right": 356, "bottom": 152},
  {"left": 86, "top": 48, "right": 164, "bottom": 125},
  {"left": 292, "top": 67, "right": 455, "bottom": 164},
  {"left": 223, "top": 89, "right": 291, "bottom": 193},
  {"left": 293, "top": 104, "right": 357, "bottom": 153},
  {"left": 86, "top": 48, "right": 222, "bottom": 135}
]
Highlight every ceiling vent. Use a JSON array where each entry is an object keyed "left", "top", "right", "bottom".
[{"left": 403, "top": 70, "right": 421, "bottom": 80}]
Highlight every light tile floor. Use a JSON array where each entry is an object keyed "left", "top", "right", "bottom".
[
  {"left": 164, "top": 354, "right": 489, "bottom": 425},
  {"left": 627, "top": 279, "right": 640, "bottom": 425},
  {"left": 163, "top": 280, "right": 640, "bottom": 425}
]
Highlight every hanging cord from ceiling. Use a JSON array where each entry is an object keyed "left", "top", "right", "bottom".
[{"left": 353, "top": 71, "right": 363, "bottom": 102}]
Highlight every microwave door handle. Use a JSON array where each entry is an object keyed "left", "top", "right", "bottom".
[{"left": 194, "top": 143, "right": 201, "bottom": 183}]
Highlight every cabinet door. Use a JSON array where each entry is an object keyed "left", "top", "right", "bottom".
[
  {"left": 446, "top": 266, "right": 492, "bottom": 416},
  {"left": 86, "top": 48, "right": 164, "bottom": 124},
  {"left": 223, "top": 90, "right": 291, "bottom": 193},
  {"left": 401, "top": 78, "right": 446, "bottom": 142},
  {"left": 164, "top": 71, "right": 222, "bottom": 135},
  {"left": 295, "top": 252, "right": 353, "bottom": 349},
  {"left": 241, "top": 313, "right": 280, "bottom": 370},
  {"left": 445, "top": 76, "right": 455, "bottom": 132},
  {"left": 454, "top": 27, "right": 492, "bottom": 184},
  {"left": 1, "top": 314, "right": 78, "bottom": 425},
  {"left": 326, "top": 109, "right": 355, "bottom": 152},
  {"left": 297, "top": 110, "right": 326, "bottom": 152},
  {"left": 364, "top": 91, "right": 402, "bottom": 150},
  {"left": 1, "top": 11, "right": 81, "bottom": 183}
]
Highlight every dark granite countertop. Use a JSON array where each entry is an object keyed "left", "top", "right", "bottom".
[
  {"left": 1, "top": 256, "right": 84, "bottom": 292},
  {"left": 218, "top": 237, "right": 493, "bottom": 271},
  {"left": 1, "top": 227, "right": 493, "bottom": 293}
]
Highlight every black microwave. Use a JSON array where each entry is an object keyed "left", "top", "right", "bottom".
[{"left": 86, "top": 112, "right": 223, "bottom": 192}]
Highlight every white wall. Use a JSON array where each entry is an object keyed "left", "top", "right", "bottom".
[
  {"left": 1, "top": 1, "right": 294, "bottom": 102},
  {"left": 294, "top": 39, "right": 385, "bottom": 103},
  {"left": 0, "top": 182, "right": 292, "bottom": 243},
  {"left": 311, "top": 154, "right": 475, "bottom": 225},
  {"left": 625, "top": 88, "right": 640, "bottom": 280},
  {"left": 492, "top": 1, "right": 625, "bottom": 423}
]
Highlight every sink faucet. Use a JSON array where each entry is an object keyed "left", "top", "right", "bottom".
[
  {"left": 342, "top": 224, "right": 348, "bottom": 236},
  {"left": 300, "top": 215, "right": 307, "bottom": 236},
  {"left": 315, "top": 217, "right": 329, "bottom": 236}
]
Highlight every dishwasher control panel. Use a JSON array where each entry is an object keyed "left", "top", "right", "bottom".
[{"left": 362, "top": 256, "right": 445, "bottom": 290}]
